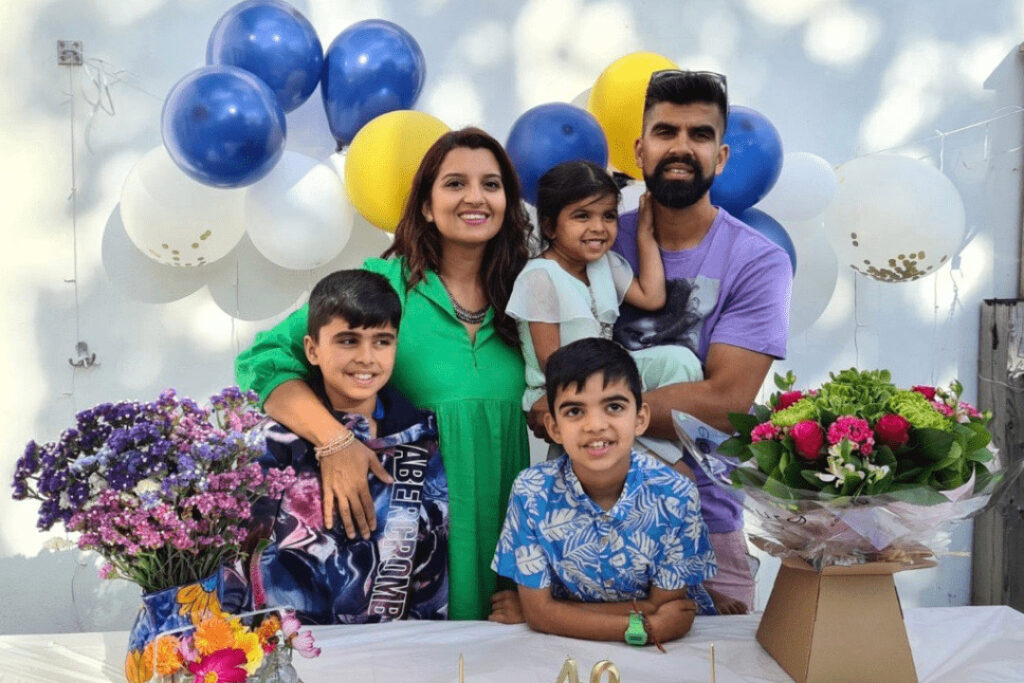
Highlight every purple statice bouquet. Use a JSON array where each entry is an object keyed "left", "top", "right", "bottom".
[{"left": 11, "top": 387, "right": 294, "bottom": 592}]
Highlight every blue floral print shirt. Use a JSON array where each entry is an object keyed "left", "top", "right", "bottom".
[{"left": 491, "top": 451, "right": 718, "bottom": 615}]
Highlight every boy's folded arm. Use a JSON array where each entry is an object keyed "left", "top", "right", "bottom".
[
  {"left": 572, "top": 586, "right": 688, "bottom": 616},
  {"left": 518, "top": 586, "right": 632, "bottom": 642},
  {"left": 517, "top": 586, "right": 696, "bottom": 643}
]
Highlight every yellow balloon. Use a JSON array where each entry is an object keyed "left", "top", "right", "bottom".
[
  {"left": 587, "top": 52, "right": 678, "bottom": 179},
  {"left": 344, "top": 111, "right": 450, "bottom": 232}
]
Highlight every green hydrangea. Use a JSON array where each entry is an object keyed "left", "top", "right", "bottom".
[
  {"left": 814, "top": 368, "right": 898, "bottom": 420},
  {"left": 771, "top": 398, "right": 819, "bottom": 427},
  {"left": 887, "top": 390, "right": 950, "bottom": 431}
]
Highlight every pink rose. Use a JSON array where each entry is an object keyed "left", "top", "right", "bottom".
[
  {"left": 790, "top": 421, "right": 824, "bottom": 460},
  {"left": 874, "top": 413, "right": 911, "bottom": 448},
  {"left": 774, "top": 391, "right": 805, "bottom": 412},
  {"left": 912, "top": 385, "right": 937, "bottom": 401}
]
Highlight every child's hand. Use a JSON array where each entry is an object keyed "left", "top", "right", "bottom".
[
  {"left": 647, "top": 598, "right": 697, "bottom": 643},
  {"left": 707, "top": 587, "right": 749, "bottom": 615},
  {"left": 637, "top": 191, "right": 655, "bottom": 239},
  {"left": 488, "top": 590, "right": 525, "bottom": 624},
  {"left": 320, "top": 439, "right": 393, "bottom": 540}
]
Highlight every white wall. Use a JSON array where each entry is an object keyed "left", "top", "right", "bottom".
[{"left": 0, "top": 0, "right": 1020, "bottom": 633}]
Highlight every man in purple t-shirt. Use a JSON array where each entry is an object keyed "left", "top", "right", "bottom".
[{"left": 613, "top": 71, "right": 791, "bottom": 611}]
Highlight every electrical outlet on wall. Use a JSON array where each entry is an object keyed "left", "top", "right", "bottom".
[{"left": 57, "top": 40, "right": 82, "bottom": 66}]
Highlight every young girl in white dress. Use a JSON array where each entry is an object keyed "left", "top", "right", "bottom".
[{"left": 507, "top": 161, "right": 702, "bottom": 459}]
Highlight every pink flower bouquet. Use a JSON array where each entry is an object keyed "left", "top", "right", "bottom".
[{"left": 680, "top": 369, "right": 1020, "bottom": 568}]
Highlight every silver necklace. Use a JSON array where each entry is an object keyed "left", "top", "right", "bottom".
[{"left": 438, "top": 275, "right": 488, "bottom": 325}]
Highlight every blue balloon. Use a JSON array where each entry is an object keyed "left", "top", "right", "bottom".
[
  {"left": 711, "top": 106, "right": 783, "bottom": 215},
  {"left": 162, "top": 65, "right": 286, "bottom": 188},
  {"left": 321, "top": 20, "right": 426, "bottom": 146},
  {"left": 737, "top": 208, "right": 797, "bottom": 274},
  {"left": 506, "top": 103, "right": 609, "bottom": 206},
  {"left": 207, "top": 0, "right": 323, "bottom": 114}
]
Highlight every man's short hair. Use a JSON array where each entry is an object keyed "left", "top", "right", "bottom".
[
  {"left": 307, "top": 270, "right": 401, "bottom": 340},
  {"left": 545, "top": 338, "right": 643, "bottom": 413},
  {"left": 643, "top": 70, "right": 728, "bottom": 134}
]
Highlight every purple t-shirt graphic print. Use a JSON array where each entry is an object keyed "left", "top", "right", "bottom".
[{"left": 612, "top": 207, "right": 791, "bottom": 533}]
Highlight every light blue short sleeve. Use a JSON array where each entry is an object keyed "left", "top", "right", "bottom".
[{"left": 491, "top": 473, "right": 552, "bottom": 589}]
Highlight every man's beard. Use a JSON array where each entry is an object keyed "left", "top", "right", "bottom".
[{"left": 643, "top": 154, "right": 715, "bottom": 209}]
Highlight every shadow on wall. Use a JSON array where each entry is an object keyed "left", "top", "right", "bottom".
[{"left": 0, "top": 549, "right": 139, "bottom": 635}]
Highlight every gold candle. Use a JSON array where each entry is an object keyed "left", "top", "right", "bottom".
[
  {"left": 555, "top": 656, "right": 581, "bottom": 683},
  {"left": 590, "top": 659, "right": 621, "bottom": 683}
]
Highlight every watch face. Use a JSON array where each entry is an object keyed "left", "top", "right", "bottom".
[{"left": 625, "top": 612, "right": 648, "bottom": 646}]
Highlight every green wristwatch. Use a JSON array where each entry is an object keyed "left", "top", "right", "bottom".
[{"left": 625, "top": 611, "right": 648, "bottom": 646}]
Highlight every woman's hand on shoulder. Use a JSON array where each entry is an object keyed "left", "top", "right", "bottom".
[{"left": 320, "top": 438, "right": 393, "bottom": 540}]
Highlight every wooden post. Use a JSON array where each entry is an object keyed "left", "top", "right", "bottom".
[{"left": 972, "top": 298, "right": 1024, "bottom": 609}]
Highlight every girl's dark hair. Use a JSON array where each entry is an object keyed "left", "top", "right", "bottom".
[
  {"left": 383, "top": 127, "right": 531, "bottom": 347},
  {"left": 535, "top": 160, "right": 621, "bottom": 243}
]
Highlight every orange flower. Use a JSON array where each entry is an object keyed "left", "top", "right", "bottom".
[
  {"left": 176, "top": 582, "right": 224, "bottom": 624},
  {"left": 194, "top": 615, "right": 236, "bottom": 656},
  {"left": 124, "top": 648, "right": 153, "bottom": 683},
  {"left": 153, "top": 634, "right": 184, "bottom": 675},
  {"left": 257, "top": 615, "right": 281, "bottom": 648}
]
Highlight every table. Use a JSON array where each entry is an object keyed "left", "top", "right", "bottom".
[{"left": 0, "top": 606, "right": 1021, "bottom": 681}]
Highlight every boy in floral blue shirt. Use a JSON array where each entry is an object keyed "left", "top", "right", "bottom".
[{"left": 490, "top": 338, "right": 716, "bottom": 645}]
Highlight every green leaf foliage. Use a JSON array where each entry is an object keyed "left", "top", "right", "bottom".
[{"left": 728, "top": 412, "right": 760, "bottom": 437}]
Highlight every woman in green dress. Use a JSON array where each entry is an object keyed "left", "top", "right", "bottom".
[{"left": 235, "top": 128, "right": 532, "bottom": 620}]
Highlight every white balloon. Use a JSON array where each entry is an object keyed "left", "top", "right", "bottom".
[
  {"left": 120, "top": 146, "right": 246, "bottom": 267},
  {"left": 824, "top": 154, "right": 966, "bottom": 283},
  {"left": 787, "top": 217, "right": 839, "bottom": 334},
  {"left": 245, "top": 151, "right": 354, "bottom": 270},
  {"left": 756, "top": 152, "right": 838, "bottom": 223},
  {"left": 571, "top": 88, "right": 592, "bottom": 109},
  {"left": 618, "top": 178, "right": 646, "bottom": 214}
]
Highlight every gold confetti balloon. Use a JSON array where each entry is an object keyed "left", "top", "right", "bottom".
[
  {"left": 120, "top": 146, "right": 247, "bottom": 267},
  {"left": 823, "top": 154, "right": 966, "bottom": 283}
]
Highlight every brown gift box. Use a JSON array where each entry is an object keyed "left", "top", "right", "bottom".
[{"left": 756, "top": 556, "right": 936, "bottom": 683}]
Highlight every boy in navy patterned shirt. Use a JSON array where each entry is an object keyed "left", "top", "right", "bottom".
[{"left": 490, "top": 338, "right": 716, "bottom": 645}]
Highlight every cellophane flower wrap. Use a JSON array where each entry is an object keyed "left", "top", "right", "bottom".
[
  {"left": 11, "top": 387, "right": 295, "bottom": 592},
  {"left": 683, "top": 369, "right": 1020, "bottom": 570}
]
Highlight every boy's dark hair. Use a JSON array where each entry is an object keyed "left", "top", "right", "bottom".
[
  {"left": 307, "top": 270, "right": 401, "bottom": 340},
  {"left": 535, "top": 160, "right": 621, "bottom": 244},
  {"left": 545, "top": 338, "right": 642, "bottom": 413},
  {"left": 643, "top": 70, "right": 729, "bottom": 134}
]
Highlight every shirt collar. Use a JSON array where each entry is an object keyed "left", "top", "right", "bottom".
[{"left": 559, "top": 452, "right": 644, "bottom": 521}]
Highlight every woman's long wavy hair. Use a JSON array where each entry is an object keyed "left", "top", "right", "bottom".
[{"left": 383, "top": 127, "right": 531, "bottom": 347}]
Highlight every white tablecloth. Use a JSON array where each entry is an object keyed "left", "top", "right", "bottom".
[{"left": 0, "top": 606, "right": 1021, "bottom": 682}]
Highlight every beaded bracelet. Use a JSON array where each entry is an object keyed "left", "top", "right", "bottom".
[{"left": 314, "top": 430, "right": 356, "bottom": 462}]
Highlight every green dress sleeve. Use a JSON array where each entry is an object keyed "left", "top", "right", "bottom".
[{"left": 234, "top": 304, "right": 311, "bottom": 409}]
